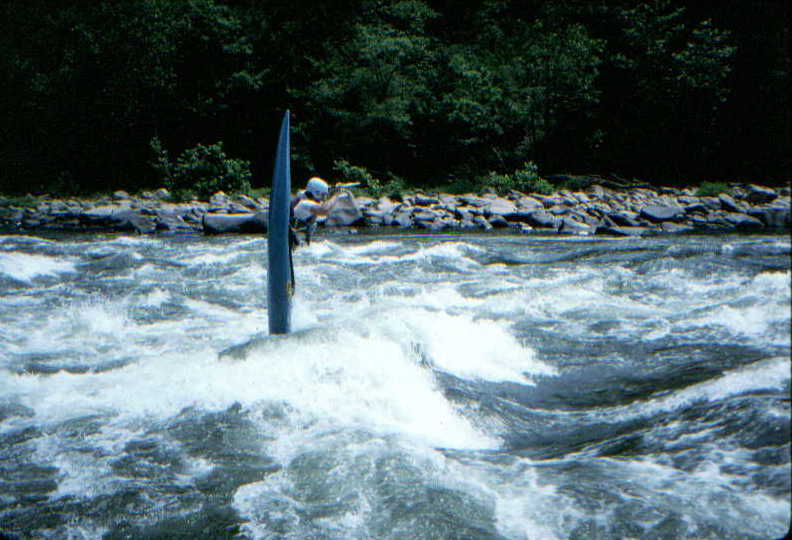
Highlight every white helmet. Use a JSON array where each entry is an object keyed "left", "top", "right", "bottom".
[{"left": 306, "top": 177, "right": 329, "bottom": 200}]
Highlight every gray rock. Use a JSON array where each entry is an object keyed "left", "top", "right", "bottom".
[
  {"left": 154, "top": 188, "right": 171, "bottom": 200},
  {"left": 607, "top": 211, "right": 642, "bottom": 227},
  {"left": 209, "top": 191, "right": 229, "bottom": 207},
  {"left": 745, "top": 184, "right": 778, "bottom": 204},
  {"left": 78, "top": 206, "right": 153, "bottom": 233},
  {"left": 49, "top": 200, "right": 68, "bottom": 213},
  {"left": 571, "top": 210, "right": 600, "bottom": 226},
  {"left": 558, "top": 218, "right": 593, "bottom": 235},
  {"left": 502, "top": 209, "right": 536, "bottom": 224},
  {"left": 473, "top": 216, "right": 493, "bottom": 230},
  {"left": 487, "top": 215, "right": 510, "bottom": 228},
  {"left": 485, "top": 197, "right": 518, "bottom": 217},
  {"left": 660, "top": 222, "right": 695, "bottom": 234},
  {"left": 234, "top": 194, "right": 260, "bottom": 209},
  {"left": 639, "top": 204, "right": 682, "bottom": 222},
  {"left": 413, "top": 209, "right": 439, "bottom": 223},
  {"left": 113, "top": 190, "right": 130, "bottom": 200},
  {"left": 699, "top": 197, "right": 722, "bottom": 210},
  {"left": 748, "top": 206, "right": 791, "bottom": 228},
  {"left": 413, "top": 193, "right": 439, "bottom": 206},
  {"left": 718, "top": 193, "right": 744, "bottom": 213},
  {"left": 320, "top": 192, "right": 361, "bottom": 226},
  {"left": 458, "top": 194, "right": 489, "bottom": 207},
  {"left": 377, "top": 197, "right": 398, "bottom": 214},
  {"left": 723, "top": 212, "right": 765, "bottom": 231},
  {"left": 156, "top": 210, "right": 197, "bottom": 233},
  {"left": 454, "top": 207, "right": 474, "bottom": 221},
  {"left": 532, "top": 194, "right": 564, "bottom": 207},
  {"left": 202, "top": 212, "right": 267, "bottom": 234},
  {"left": 683, "top": 202, "right": 708, "bottom": 214},
  {"left": 516, "top": 196, "right": 544, "bottom": 209},
  {"left": 525, "top": 210, "right": 561, "bottom": 229},
  {"left": 393, "top": 212, "right": 414, "bottom": 228},
  {"left": 595, "top": 224, "right": 649, "bottom": 237}
]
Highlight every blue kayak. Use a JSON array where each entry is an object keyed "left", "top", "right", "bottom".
[{"left": 267, "top": 111, "right": 293, "bottom": 334}]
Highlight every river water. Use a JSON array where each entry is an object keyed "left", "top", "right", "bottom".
[{"left": 0, "top": 232, "right": 789, "bottom": 539}]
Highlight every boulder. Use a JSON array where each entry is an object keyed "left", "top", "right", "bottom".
[
  {"left": 393, "top": 212, "right": 414, "bottom": 228},
  {"left": 595, "top": 224, "right": 649, "bottom": 237},
  {"left": 660, "top": 222, "right": 695, "bottom": 234},
  {"left": 413, "top": 193, "right": 439, "bottom": 206},
  {"left": 413, "top": 209, "right": 439, "bottom": 223},
  {"left": 454, "top": 207, "right": 474, "bottom": 221},
  {"left": 558, "top": 218, "right": 593, "bottom": 235},
  {"left": 723, "top": 212, "right": 765, "bottom": 231},
  {"left": 748, "top": 206, "right": 791, "bottom": 228},
  {"left": 485, "top": 197, "right": 518, "bottom": 217},
  {"left": 487, "top": 215, "right": 510, "bottom": 228},
  {"left": 155, "top": 210, "right": 197, "bottom": 233},
  {"left": 459, "top": 217, "right": 477, "bottom": 229},
  {"left": 516, "top": 196, "right": 544, "bottom": 210},
  {"left": 377, "top": 197, "right": 398, "bottom": 214},
  {"left": 458, "top": 194, "right": 489, "bottom": 207},
  {"left": 473, "top": 216, "right": 493, "bottom": 230},
  {"left": 683, "top": 202, "right": 708, "bottom": 214},
  {"left": 234, "top": 194, "right": 260, "bottom": 209},
  {"left": 209, "top": 191, "right": 229, "bottom": 207},
  {"left": 718, "top": 193, "right": 744, "bottom": 213},
  {"left": 745, "top": 184, "right": 778, "bottom": 204},
  {"left": 699, "top": 197, "right": 722, "bottom": 210},
  {"left": 639, "top": 204, "right": 682, "bottom": 222},
  {"left": 325, "top": 192, "right": 363, "bottom": 226},
  {"left": 81, "top": 206, "right": 156, "bottom": 234},
  {"left": 202, "top": 212, "right": 267, "bottom": 234},
  {"left": 524, "top": 210, "right": 561, "bottom": 229}
]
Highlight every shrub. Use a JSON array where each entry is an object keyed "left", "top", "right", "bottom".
[
  {"left": 696, "top": 181, "right": 730, "bottom": 197},
  {"left": 558, "top": 176, "right": 593, "bottom": 191},
  {"left": 150, "top": 138, "right": 252, "bottom": 200},
  {"left": 478, "top": 162, "right": 554, "bottom": 195},
  {"left": 480, "top": 171, "right": 515, "bottom": 194},
  {"left": 512, "top": 161, "right": 554, "bottom": 195},
  {"left": 332, "top": 160, "right": 378, "bottom": 188}
]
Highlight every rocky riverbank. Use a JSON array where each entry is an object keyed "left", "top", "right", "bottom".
[{"left": 1, "top": 182, "right": 789, "bottom": 237}]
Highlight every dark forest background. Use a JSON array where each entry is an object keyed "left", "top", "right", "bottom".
[{"left": 1, "top": 0, "right": 789, "bottom": 196}]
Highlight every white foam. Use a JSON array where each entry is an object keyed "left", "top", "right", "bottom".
[
  {"left": 750, "top": 270, "right": 791, "bottom": 294},
  {"left": 607, "top": 357, "right": 790, "bottom": 421},
  {"left": 388, "top": 309, "right": 556, "bottom": 383},
  {"left": 0, "top": 252, "right": 76, "bottom": 281},
  {"left": 138, "top": 288, "right": 170, "bottom": 307},
  {"left": 8, "top": 312, "right": 500, "bottom": 451},
  {"left": 696, "top": 303, "right": 789, "bottom": 342}
]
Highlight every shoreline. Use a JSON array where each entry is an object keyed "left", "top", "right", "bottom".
[{"left": 1, "top": 182, "right": 789, "bottom": 238}]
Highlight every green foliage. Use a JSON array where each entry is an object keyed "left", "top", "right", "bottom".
[
  {"left": 153, "top": 140, "right": 252, "bottom": 200},
  {"left": 0, "top": 0, "right": 786, "bottom": 194},
  {"left": 477, "top": 162, "right": 554, "bottom": 195},
  {"left": 333, "top": 160, "right": 379, "bottom": 188},
  {"left": 378, "top": 174, "right": 409, "bottom": 200},
  {"left": 332, "top": 160, "right": 408, "bottom": 199},
  {"left": 558, "top": 176, "right": 594, "bottom": 191},
  {"left": 695, "top": 181, "right": 730, "bottom": 197}
]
